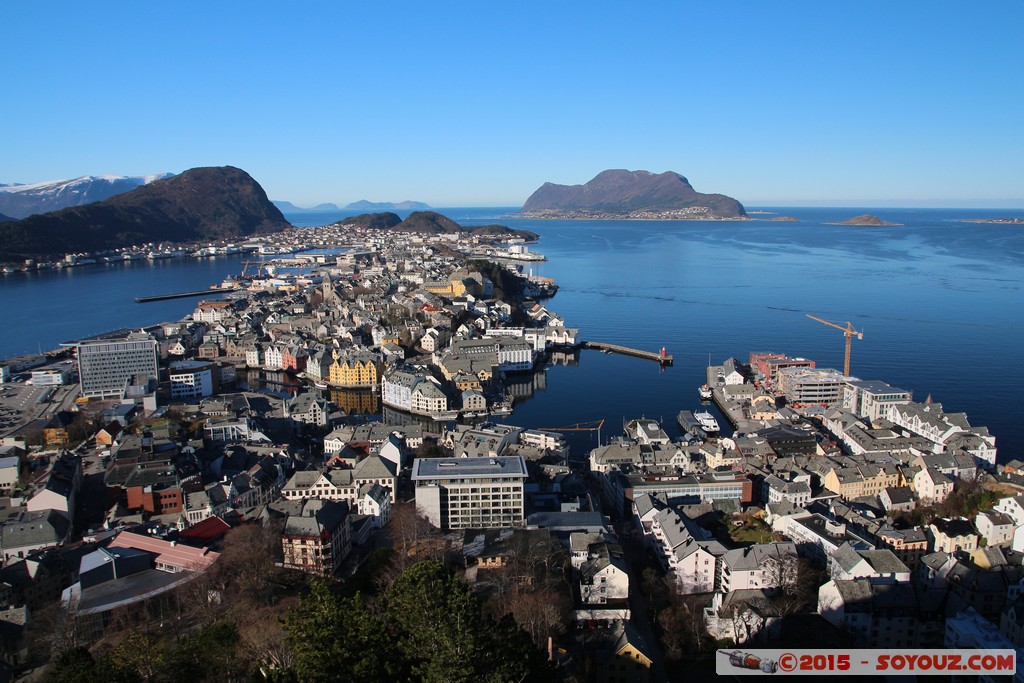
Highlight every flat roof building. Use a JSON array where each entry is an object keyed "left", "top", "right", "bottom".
[
  {"left": 412, "top": 456, "right": 528, "bottom": 530},
  {"left": 71, "top": 332, "right": 159, "bottom": 399}
]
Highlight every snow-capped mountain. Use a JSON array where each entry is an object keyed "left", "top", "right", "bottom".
[{"left": 0, "top": 173, "right": 174, "bottom": 219}]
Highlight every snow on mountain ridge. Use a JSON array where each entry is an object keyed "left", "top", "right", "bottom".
[
  {"left": 0, "top": 174, "right": 173, "bottom": 193},
  {"left": 0, "top": 173, "right": 175, "bottom": 218}
]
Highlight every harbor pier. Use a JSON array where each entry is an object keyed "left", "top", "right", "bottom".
[{"left": 582, "top": 341, "right": 673, "bottom": 365}]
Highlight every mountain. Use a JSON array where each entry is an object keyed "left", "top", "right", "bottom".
[
  {"left": 396, "top": 211, "right": 463, "bottom": 233},
  {"left": 521, "top": 169, "right": 746, "bottom": 218},
  {"left": 337, "top": 212, "right": 403, "bottom": 230},
  {"left": 335, "top": 211, "right": 536, "bottom": 241},
  {"left": 0, "top": 212, "right": 14, "bottom": 223},
  {"left": 345, "top": 199, "right": 432, "bottom": 211},
  {"left": 0, "top": 173, "right": 174, "bottom": 219},
  {"left": 273, "top": 201, "right": 342, "bottom": 211},
  {"left": 0, "top": 166, "right": 288, "bottom": 260}
]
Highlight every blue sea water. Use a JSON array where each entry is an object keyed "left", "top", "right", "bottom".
[{"left": 2, "top": 206, "right": 1022, "bottom": 459}]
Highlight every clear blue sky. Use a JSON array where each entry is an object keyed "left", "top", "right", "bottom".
[{"left": 3, "top": 2, "right": 1022, "bottom": 207}]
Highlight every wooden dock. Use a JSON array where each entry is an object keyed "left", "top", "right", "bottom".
[{"left": 582, "top": 341, "right": 673, "bottom": 365}]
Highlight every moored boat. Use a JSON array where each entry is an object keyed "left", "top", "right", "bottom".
[{"left": 693, "top": 409, "right": 720, "bottom": 433}]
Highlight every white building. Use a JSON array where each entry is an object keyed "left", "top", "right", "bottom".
[
  {"left": 381, "top": 367, "right": 417, "bottom": 412},
  {"left": 995, "top": 495, "right": 1024, "bottom": 526},
  {"left": 843, "top": 380, "right": 912, "bottom": 423},
  {"left": 73, "top": 333, "right": 159, "bottom": 399},
  {"left": 913, "top": 466, "right": 954, "bottom": 504},
  {"left": 412, "top": 456, "right": 527, "bottom": 530},
  {"left": 263, "top": 344, "right": 284, "bottom": 370},
  {"left": 357, "top": 482, "right": 391, "bottom": 529},
  {"left": 975, "top": 511, "right": 1016, "bottom": 547},
  {"left": 169, "top": 359, "right": 215, "bottom": 399},
  {"left": 30, "top": 370, "right": 68, "bottom": 386},
  {"left": 718, "top": 543, "right": 798, "bottom": 594},
  {"left": 411, "top": 379, "right": 448, "bottom": 415},
  {"left": 829, "top": 543, "right": 911, "bottom": 583}
]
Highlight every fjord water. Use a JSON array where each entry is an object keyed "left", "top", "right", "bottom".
[{"left": 1, "top": 207, "right": 1022, "bottom": 459}]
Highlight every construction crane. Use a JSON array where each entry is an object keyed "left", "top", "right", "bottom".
[
  {"left": 805, "top": 314, "right": 864, "bottom": 376},
  {"left": 241, "top": 259, "right": 267, "bottom": 278}
]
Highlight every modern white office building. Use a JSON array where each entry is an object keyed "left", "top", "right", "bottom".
[
  {"left": 412, "top": 456, "right": 527, "bottom": 530},
  {"left": 73, "top": 332, "right": 159, "bottom": 399}
]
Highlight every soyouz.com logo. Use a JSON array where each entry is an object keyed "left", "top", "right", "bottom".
[{"left": 717, "top": 649, "right": 1016, "bottom": 676}]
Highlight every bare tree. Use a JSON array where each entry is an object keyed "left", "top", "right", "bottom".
[
  {"left": 384, "top": 502, "right": 444, "bottom": 585},
  {"left": 236, "top": 600, "right": 297, "bottom": 673},
  {"left": 215, "top": 521, "right": 283, "bottom": 603}
]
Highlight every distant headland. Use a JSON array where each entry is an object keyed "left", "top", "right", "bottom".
[
  {"left": 520, "top": 169, "right": 747, "bottom": 220},
  {"left": 0, "top": 166, "right": 287, "bottom": 261}
]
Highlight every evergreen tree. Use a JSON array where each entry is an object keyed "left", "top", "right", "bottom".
[
  {"left": 283, "top": 580, "right": 397, "bottom": 682},
  {"left": 386, "top": 560, "right": 549, "bottom": 683}
]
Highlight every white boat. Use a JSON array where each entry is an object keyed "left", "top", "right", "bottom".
[
  {"left": 698, "top": 384, "right": 713, "bottom": 401},
  {"left": 694, "top": 409, "right": 720, "bottom": 433}
]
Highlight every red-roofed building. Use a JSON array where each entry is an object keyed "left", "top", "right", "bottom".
[
  {"left": 178, "top": 516, "right": 231, "bottom": 547},
  {"left": 108, "top": 531, "right": 219, "bottom": 573}
]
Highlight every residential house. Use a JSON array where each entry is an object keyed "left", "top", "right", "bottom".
[
  {"left": 976, "top": 511, "right": 1016, "bottom": 547},
  {"left": 286, "top": 392, "right": 330, "bottom": 427},
  {"left": 829, "top": 543, "right": 911, "bottom": 583},
  {"left": 875, "top": 526, "right": 929, "bottom": 568},
  {"left": 328, "top": 352, "right": 380, "bottom": 388},
  {"left": 0, "top": 457, "right": 19, "bottom": 497},
  {"left": 26, "top": 452, "right": 81, "bottom": 522},
  {"left": 578, "top": 542, "right": 630, "bottom": 610},
  {"left": 280, "top": 499, "right": 352, "bottom": 576},
  {"left": 995, "top": 495, "right": 1024, "bottom": 526},
  {"left": 357, "top": 483, "right": 391, "bottom": 529},
  {"left": 913, "top": 467, "right": 954, "bottom": 505},
  {"left": 648, "top": 507, "right": 726, "bottom": 594},
  {"left": 591, "top": 621, "right": 653, "bottom": 683},
  {"left": 818, "top": 579, "right": 925, "bottom": 648},
  {"left": 718, "top": 543, "right": 798, "bottom": 595},
  {"left": 0, "top": 511, "right": 70, "bottom": 561},
  {"left": 928, "top": 518, "right": 979, "bottom": 554},
  {"left": 878, "top": 486, "right": 916, "bottom": 514}
]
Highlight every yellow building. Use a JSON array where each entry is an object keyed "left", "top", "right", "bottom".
[
  {"left": 423, "top": 279, "right": 467, "bottom": 297},
  {"left": 823, "top": 463, "right": 903, "bottom": 499},
  {"left": 453, "top": 371, "right": 483, "bottom": 392},
  {"left": 328, "top": 352, "right": 380, "bottom": 388},
  {"left": 595, "top": 622, "right": 653, "bottom": 683}
]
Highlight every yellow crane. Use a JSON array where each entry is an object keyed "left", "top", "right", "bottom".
[{"left": 805, "top": 314, "right": 864, "bottom": 376}]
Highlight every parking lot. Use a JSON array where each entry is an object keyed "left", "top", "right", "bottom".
[{"left": 0, "top": 362, "right": 81, "bottom": 437}]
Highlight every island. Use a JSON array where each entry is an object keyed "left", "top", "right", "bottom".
[
  {"left": 345, "top": 199, "right": 432, "bottom": 211},
  {"left": 521, "top": 169, "right": 747, "bottom": 219},
  {"left": 825, "top": 214, "right": 902, "bottom": 227},
  {"left": 770, "top": 216, "right": 799, "bottom": 222}
]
